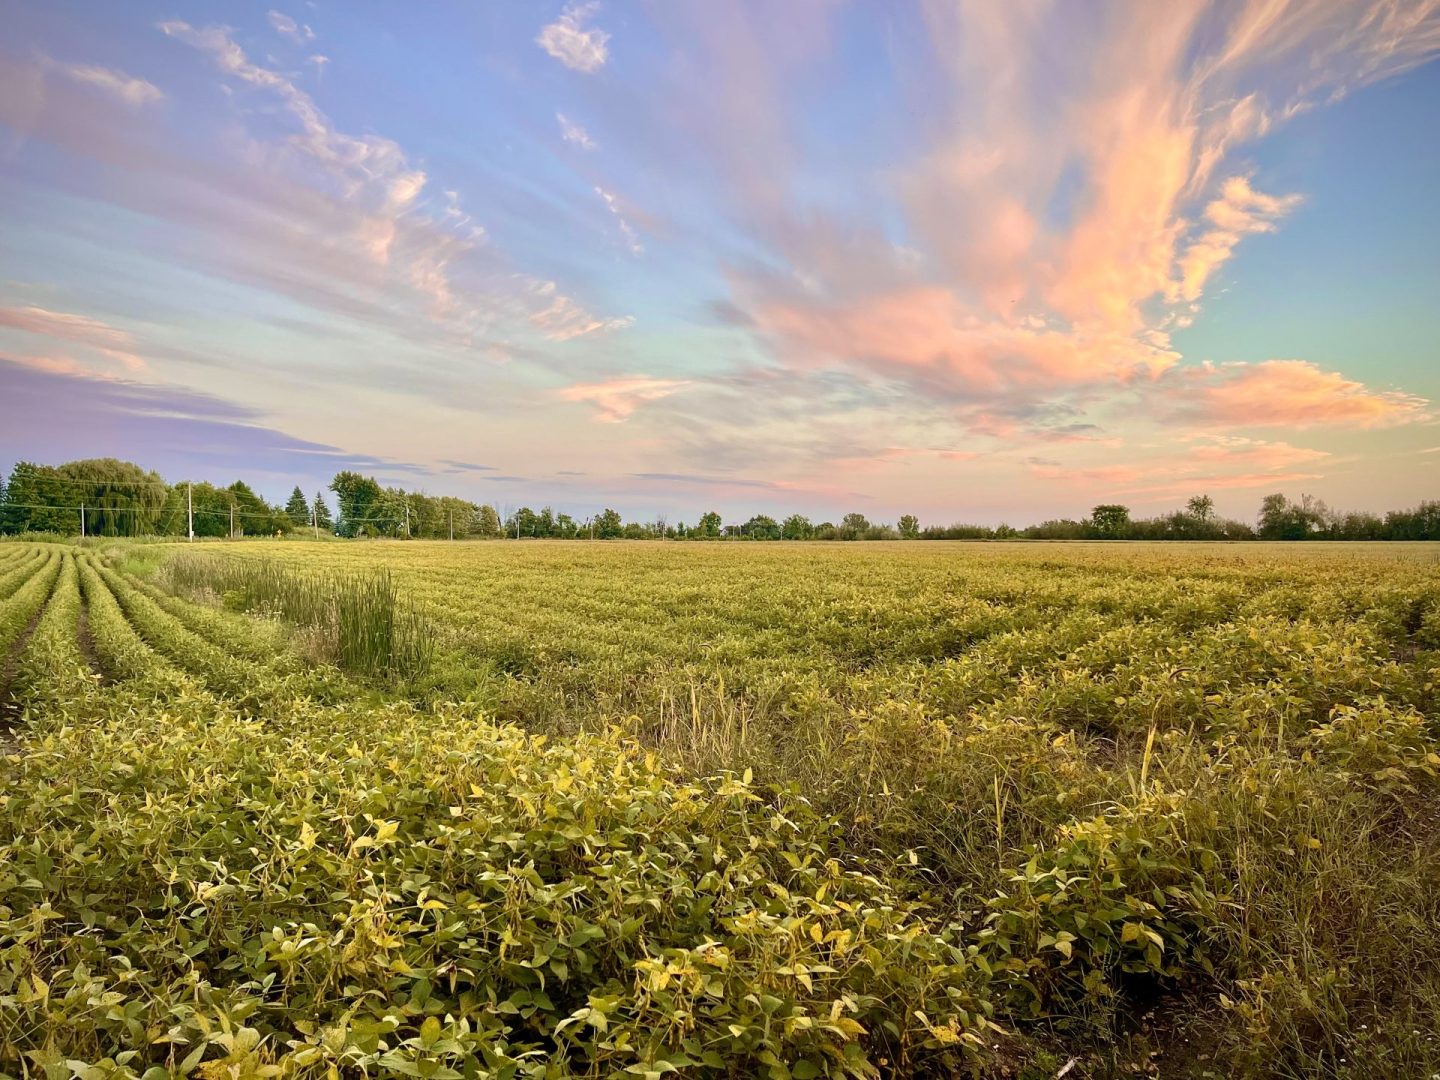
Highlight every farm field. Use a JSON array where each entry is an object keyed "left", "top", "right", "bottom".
[{"left": 2, "top": 539, "right": 1439, "bottom": 1079}]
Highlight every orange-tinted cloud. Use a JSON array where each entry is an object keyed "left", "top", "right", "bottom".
[
  {"left": 1026, "top": 435, "right": 1331, "bottom": 497},
  {"left": 1172, "top": 360, "right": 1430, "bottom": 429},
  {"left": 1172, "top": 176, "right": 1302, "bottom": 302},
  {"left": 0, "top": 305, "right": 145, "bottom": 371},
  {"left": 556, "top": 376, "right": 691, "bottom": 422},
  {"left": 751, "top": 287, "right": 1176, "bottom": 394}
]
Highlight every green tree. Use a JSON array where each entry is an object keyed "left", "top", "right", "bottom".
[
  {"left": 696, "top": 510, "right": 723, "bottom": 538},
  {"left": 1256, "top": 493, "right": 1324, "bottom": 540},
  {"left": 312, "top": 492, "right": 334, "bottom": 532},
  {"left": 228, "top": 481, "right": 287, "bottom": 536},
  {"left": 742, "top": 514, "right": 781, "bottom": 540},
  {"left": 1089, "top": 504, "right": 1131, "bottom": 539},
  {"left": 781, "top": 514, "right": 813, "bottom": 540},
  {"left": 2, "top": 459, "right": 168, "bottom": 536},
  {"left": 1385, "top": 501, "right": 1440, "bottom": 540},
  {"left": 594, "top": 507, "right": 624, "bottom": 539},
  {"left": 330, "top": 472, "right": 384, "bottom": 537},
  {"left": 1186, "top": 494, "right": 1214, "bottom": 522},
  {"left": 285, "top": 486, "right": 310, "bottom": 526},
  {"left": 472, "top": 504, "right": 501, "bottom": 538},
  {"left": 838, "top": 512, "right": 871, "bottom": 540},
  {"left": 898, "top": 514, "right": 920, "bottom": 539}
]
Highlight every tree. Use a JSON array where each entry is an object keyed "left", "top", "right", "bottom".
[
  {"left": 506, "top": 507, "right": 539, "bottom": 538},
  {"left": 1385, "top": 501, "right": 1440, "bottom": 541},
  {"left": 228, "top": 481, "right": 288, "bottom": 536},
  {"left": 594, "top": 507, "right": 623, "bottom": 539},
  {"left": 898, "top": 514, "right": 920, "bottom": 539},
  {"left": 1186, "top": 494, "right": 1214, "bottom": 522},
  {"left": 2, "top": 459, "right": 170, "bottom": 536},
  {"left": 285, "top": 486, "right": 310, "bottom": 526},
  {"left": 1089, "top": 504, "right": 1131, "bottom": 539},
  {"left": 696, "top": 510, "right": 723, "bottom": 538},
  {"left": 742, "top": 514, "right": 781, "bottom": 540},
  {"left": 330, "top": 472, "right": 384, "bottom": 537},
  {"left": 472, "top": 504, "right": 501, "bottom": 538},
  {"left": 312, "top": 492, "right": 333, "bottom": 532},
  {"left": 1257, "top": 493, "right": 1324, "bottom": 540},
  {"left": 781, "top": 514, "right": 813, "bottom": 540},
  {"left": 838, "top": 513, "right": 871, "bottom": 540}
]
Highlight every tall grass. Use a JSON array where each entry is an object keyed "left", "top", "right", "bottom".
[{"left": 163, "top": 552, "right": 434, "bottom": 680}]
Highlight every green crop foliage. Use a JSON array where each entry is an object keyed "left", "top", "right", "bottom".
[{"left": 1, "top": 537, "right": 1438, "bottom": 1077}]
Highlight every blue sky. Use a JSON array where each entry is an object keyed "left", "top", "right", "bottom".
[{"left": 1, "top": 1, "right": 1437, "bottom": 525}]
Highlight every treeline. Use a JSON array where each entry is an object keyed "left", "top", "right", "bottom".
[
  {"left": 0, "top": 459, "right": 332, "bottom": 538},
  {"left": 1, "top": 458, "right": 1436, "bottom": 541}
]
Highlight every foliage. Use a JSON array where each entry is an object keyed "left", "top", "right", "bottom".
[
  {"left": 285, "top": 485, "right": 310, "bottom": 525},
  {"left": 1, "top": 539, "right": 1440, "bottom": 1077},
  {"left": 164, "top": 552, "right": 434, "bottom": 680}
]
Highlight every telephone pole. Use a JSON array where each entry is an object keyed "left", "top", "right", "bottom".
[
  {"left": 80, "top": 503, "right": 86, "bottom": 539},
  {"left": 229, "top": 503, "right": 234, "bottom": 540},
  {"left": 405, "top": 503, "right": 411, "bottom": 538},
  {"left": 448, "top": 509, "right": 454, "bottom": 541},
  {"left": 312, "top": 503, "right": 319, "bottom": 540},
  {"left": 187, "top": 482, "right": 194, "bottom": 541}
]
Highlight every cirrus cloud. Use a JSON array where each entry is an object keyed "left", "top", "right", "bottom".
[{"left": 40, "top": 55, "right": 163, "bottom": 107}]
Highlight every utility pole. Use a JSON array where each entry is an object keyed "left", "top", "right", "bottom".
[
  {"left": 187, "top": 482, "right": 194, "bottom": 541},
  {"left": 405, "top": 503, "right": 411, "bottom": 538},
  {"left": 312, "top": 503, "right": 318, "bottom": 540},
  {"left": 229, "top": 503, "right": 234, "bottom": 540},
  {"left": 449, "top": 509, "right": 454, "bottom": 541},
  {"left": 80, "top": 502, "right": 86, "bottom": 539}
]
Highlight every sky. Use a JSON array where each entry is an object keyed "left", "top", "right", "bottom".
[{"left": 1, "top": 0, "right": 1437, "bottom": 526}]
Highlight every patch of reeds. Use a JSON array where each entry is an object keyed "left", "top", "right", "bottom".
[{"left": 163, "top": 553, "right": 434, "bottom": 680}]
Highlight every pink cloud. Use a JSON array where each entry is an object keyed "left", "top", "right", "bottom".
[
  {"left": 1172, "top": 176, "right": 1302, "bottom": 302},
  {"left": 529, "top": 282, "right": 635, "bottom": 341},
  {"left": 0, "top": 305, "right": 145, "bottom": 371},
  {"left": 1170, "top": 360, "right": 1430, "bottom": 430},
  {"left": 1026, "top": 436, "right": 1331, "bottom": 498},
  {"left": 556, "top": 376, "right": 691, "bottom": 422},
  {"left": 719, "top": 0, "right": 1437, "bottom": 444},
  {"left": 751, "top": 286, "right": 1176, "bottom": 395}
]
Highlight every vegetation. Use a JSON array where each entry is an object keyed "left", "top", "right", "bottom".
[
  {"left": 0, "top": 538, "right": 1438, "bottom": 1077},
  {"left": 5, "top": 457, "right": 1440, "bottom": 542}
]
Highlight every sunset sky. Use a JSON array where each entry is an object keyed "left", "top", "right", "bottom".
[{"left": 1, "top": 1, "right": 1437, "bottom": 525}]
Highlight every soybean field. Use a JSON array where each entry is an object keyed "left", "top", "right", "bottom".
[{"left": 2, "top": 539, "right": 1439, "bottom": 1079}]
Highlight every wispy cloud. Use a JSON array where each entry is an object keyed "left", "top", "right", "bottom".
[
  {"left": 594, "top": 186, "right": 642, "bottom": 254},
  {"left": 1172, "top": 176, "right": 1304, "bottom": 302},
  {"left": 438, "top": 459, "right": 497, "bottom": 472},
  {"left": 557, "top": 376, "right": 690, "bottom": 422},
  {"left": 556, "top": 112, "right": 596, "bottom": 150},
  {"left": 1162, "top": 360, "right": 1431, "bottom": 430},
  {"left": 0, "top": 356, "right": 428, "bottom": 484},
  {"left": 0, "top": 304, "right": 145, "bottom": 372},
  {"left": 529, "top": 281, "right": 634, "bottom": 340},
  {"left": 267, "top": 10, "right": 315, "bottom": 44},
  {"left": 41, "top": 55, "right": 163, "bottom": 107},
  {"left": 713, "top": 0, "right": 1440, "bottom": 449},
  {"left": 537, "top": 3, "right": 610, "bottom": 74}
]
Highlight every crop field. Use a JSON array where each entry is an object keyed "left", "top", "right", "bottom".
[{"left": 2, "top": 539, "right": 1439, "bottom": 1079}]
